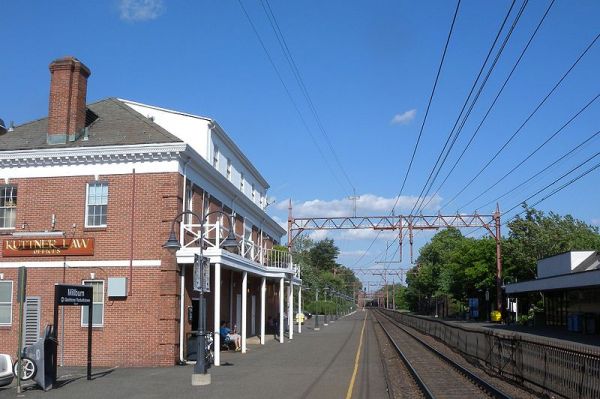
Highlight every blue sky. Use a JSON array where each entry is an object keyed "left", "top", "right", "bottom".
[{"left": 1, "top": 1, "right": 599, "bottom": 289}]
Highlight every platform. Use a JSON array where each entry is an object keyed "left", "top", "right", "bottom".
[{"left": 0, "top": 310, "right": 389, "bottom": 399}]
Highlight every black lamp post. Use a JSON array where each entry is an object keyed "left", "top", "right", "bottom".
[
  {"left": 163, "top": 210, "right": 238, "bottom": 386},
  {"left": 323, "top": 286, "right": 330, "bottom": 325}
]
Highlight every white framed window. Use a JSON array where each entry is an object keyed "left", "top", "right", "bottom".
[
  {"left": 213, "top": 144, "right": 219, "bottom": 169},
  {"left": 251, "top": 184, "right": 256, "bottom": 202},
  {"left": 85, "top": 182, "right": 108, "bottom": 227},
  {"left": 240, "top": 173, "right": 245, "bottom": 192},
  {"left": 226, "top": 159, "right": 232, "bottom": 180},
  {"left": 0, "top": 185, "right": 17, "bottom": 229},
  {"left": 0, "top": 280, "right": 13, "bottom": 326},
  {"left": 260, "top": 194, "right": 265, "bottom": 208},
  {"left": 81, "top": 280, "right": 104, "bottom": 327}
]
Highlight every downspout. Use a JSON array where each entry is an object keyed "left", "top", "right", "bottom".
[
  {"left": 179, "top": 158, "right": 190, "bottom": 364},
  {"left": 129, "top": 168, "right": 136, "bottom": 295}
]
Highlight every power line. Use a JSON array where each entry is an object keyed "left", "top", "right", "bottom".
[
  {"left": 410, "top": 0, "right": 523, "bottom": 215},
  {"left": 417, "top": 0, "right": 555, "bottom": 213},
  {"left": 236, "top": 0, "right": 350, "bottom": 196},
  {"left": 353, "top": 0, "right": 461, "bottom": 268},
  {"left": 259, "top": 0, "right": 355, "bottom": 193},
  {"left": 390, "top": 0, "right": 462, "bottom": 215},
  {"left": 441, "top": 32, "right": 600, "bottom": 211},
  {"left": 476, "top": 129, "right": 600, "bottom": 211},
  {"left": 458, "top": 92, "right": 600, "bottom": 210},
  {"left": 505, "top": 151, "right": 600, "bottom": 214}
]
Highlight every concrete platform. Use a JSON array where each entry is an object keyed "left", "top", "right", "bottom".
[{"left": 0, "top": 310, "right": 389, "bottom": 399}]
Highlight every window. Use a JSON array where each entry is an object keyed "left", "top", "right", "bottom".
[
  {"left": 0, "top": 281, "right": 13, "bottom": 326},
  {"left": 251, "top": 184, "right": 256, "bottom": 202},
  {"left": 240, "top": 173, "right": 245, "bottom": 192},
  {"left": 81, "top": 280, "right": 104, "bottom": 327},
  {"left": 0, "top": 185, "right": 17, "bottom": 229},
  {"left": 260, "top": 194, "right": 265, "bottom": 208},
  {"left": 226, "top": 159, "right": 232, "bottom": 180},
  {"left": 85, "top": 182, "right": 108, "bottom": 227},
  {"left": 213, "top": 144, "right": 219, "bottom": 169}
]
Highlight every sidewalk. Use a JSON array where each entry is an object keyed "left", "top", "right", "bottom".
[{"left": 0, "top": 311, "right": 387, "bottom": 399}]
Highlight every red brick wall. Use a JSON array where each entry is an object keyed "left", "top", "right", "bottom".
[{"left": 0, "top": 171, "right": 183, "bottom": 367}]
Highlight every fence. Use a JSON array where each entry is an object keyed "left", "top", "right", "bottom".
[{"left": 381, "top": 310, "right": 600, "bottom": 399}]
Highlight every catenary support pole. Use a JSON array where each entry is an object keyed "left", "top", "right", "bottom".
[
  {"left": 241, "top": 271, "right": 247, "bottom": 353},
  {"left": 213, "top": 262, "right": 221, "bottom": 366},
  {"left": 260, "top": 277, "right": 266, "bottom": 345},
  {"left": 495, "top": 204, "right": 504, "bottom": 316}
]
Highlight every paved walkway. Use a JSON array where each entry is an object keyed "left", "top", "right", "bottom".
[{"left": 0, "top": 310, "right": 388, "bottom": 399}]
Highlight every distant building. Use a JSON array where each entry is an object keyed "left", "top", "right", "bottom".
[
  {"left": 505, "top": 251, "right": 600, "bottom": 333},
  {"left": 0, "top": 57, "right": 301, "bottom": 367}
]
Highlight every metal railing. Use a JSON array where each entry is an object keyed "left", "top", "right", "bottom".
[
  {"left": 182, "top": 222, "right": 297, "bottom": 275},
  {"left": 381, "top": 310, "right": 600, "bottom": 399}
]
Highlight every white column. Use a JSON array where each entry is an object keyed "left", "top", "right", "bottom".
[
  {"left": 213, "top": 262, "right": 221, "bottom": 366},
  {"left": 241, "top": 271, "right": 247, "bottom": 353},
  {"left": 179, "top": 266, "right": 186, "bottom": 363},
  {"left": 260, "top": 277, "right": 266, "bottom": 345},
  {"left": 288, "top": 282, "right": 293, "bottom": 340},
  {"left": 298, "top": 285, "right": 302, "bottom": 334},
  {"left": 279, "top": 277, "right": 284, "bottom": 343}
]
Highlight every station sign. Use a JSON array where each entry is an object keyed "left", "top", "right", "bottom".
[
  {"left": 3, "top": 238, "right": 95, "bottom": 257},
  {"left": 55, "top": 284, "right": 93, "bottom": 306}
]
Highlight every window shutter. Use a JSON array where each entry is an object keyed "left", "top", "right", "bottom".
[{"left": 23, "top": 296, "right": 41, "bottom": 346}]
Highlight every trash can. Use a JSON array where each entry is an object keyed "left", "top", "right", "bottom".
[
  {"left": 490, "top": 310, "right": 502, "bottom": 322},
  {"left": 584, "top": 314, "right": 596, "bottom": 334},
  {"left": 21, "top": 325, "right": 57, "bottom": 391}
]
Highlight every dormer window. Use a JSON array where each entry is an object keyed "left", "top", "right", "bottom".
[
  {"left": 213, "top": 144, "right": 219, "bottom": 169},
  {"left": 251, "top": 184, "right": 256, "bottom": 202},
  {"left": 226, "top": 159, "right": 232, "bottom": 180},
  {"left": 240, "top": 173, "right": 245, "bottom": 192}
]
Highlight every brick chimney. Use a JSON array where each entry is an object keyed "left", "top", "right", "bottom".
[{"left": 47, "top": 57, "right": 91, "bottom": 144}]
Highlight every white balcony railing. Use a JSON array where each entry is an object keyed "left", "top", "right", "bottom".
[{"left": 181, "top": 222, "right": 299, "bottom": 278}]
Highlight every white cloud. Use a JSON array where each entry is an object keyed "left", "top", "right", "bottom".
[
  {"left": 390, "top": 109, "right": 417, "bottom": 125},
  {"left": 119, "top": 0, "right": 164, "bottom": 21},
  {"left": 278, "top": 193, "right": 442, "bottom": 218}
]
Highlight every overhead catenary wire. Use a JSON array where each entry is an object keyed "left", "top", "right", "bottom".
[
  {"left": 410, "top": 0, "right": 524, "bottom": 216},
  {"left": 417, "top": 0, "right": 555, "bottom": 213},
  {"left": 258, "top": 0, "right": 355, "bottom": 193},
  {"left": 475, "top": 129, "right": 600, "bottom": 211},
  {"left": 353, "top": 0, "right": 461, "bottom": 268},
  {"left": 441, "top": 32, "right": 600, "bottom": 211},
  {"left": 236, "top": 0, "right": 351, "bottom": 197},
  {"left": 458, "top": 92, "right": 600, "bottom": 210}
]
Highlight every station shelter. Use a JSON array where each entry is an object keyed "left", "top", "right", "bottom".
[{"left": 505, "top": 251, "right": 600, "bottom": 334}]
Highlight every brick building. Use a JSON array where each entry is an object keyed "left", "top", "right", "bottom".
[{"left": 0, "top": 57, "right": 301, "bottom": 368}]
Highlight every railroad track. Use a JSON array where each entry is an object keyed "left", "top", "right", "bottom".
[{"left": 374, "top": 310, "right": 513, "bottom": 399}]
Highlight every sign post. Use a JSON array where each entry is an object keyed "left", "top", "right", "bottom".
[
  {"left": 16, "top": 267, "right": 27, "bottom": 394},
  {"left": 54, "top": 284, "right": 93, "bottom": 382}
]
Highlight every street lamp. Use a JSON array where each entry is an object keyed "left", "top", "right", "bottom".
[
  {"left": 323, "top": 286, "right": 330, "bottom": 325},
  {"left": 163, "top": 210, "right": 238, "bottom": 386}
]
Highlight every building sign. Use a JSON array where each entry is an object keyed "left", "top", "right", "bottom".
[
  {"left": 3, "top": 238, "right": 95, "bottom": 257},
  {"left": 55, "top": 284, "right": 93, "bottom": 306}
]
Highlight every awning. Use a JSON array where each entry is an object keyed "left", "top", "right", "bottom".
[{"left": 505, "top": 268, "right": 600, "bottom": 294}]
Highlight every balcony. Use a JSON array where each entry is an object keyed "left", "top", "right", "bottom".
[{"left": 179, "top": 221, "right": 299, "bottom": 279}]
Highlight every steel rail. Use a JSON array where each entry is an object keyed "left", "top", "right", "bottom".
[
  {"left": 375, "top": 314, "right": 435, "bottom": 399},
  {"left": 375, "top": 310, "right": 513, "bottom": 399}
]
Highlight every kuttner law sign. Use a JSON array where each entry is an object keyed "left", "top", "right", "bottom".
[{"left": 2, "top": 238, "right": 95, "bottom": 257}]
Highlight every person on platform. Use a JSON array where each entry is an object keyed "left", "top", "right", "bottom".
[{"left": 220, "top": 321, "right": 241, "bottom": 351}]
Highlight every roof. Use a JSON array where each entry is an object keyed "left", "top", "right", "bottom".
[
  {"left": 0, "top": 98, "right": 182, "bottom": 151},
  {"left": 506, "top": 251, "right": 600, "bottom": 294}
]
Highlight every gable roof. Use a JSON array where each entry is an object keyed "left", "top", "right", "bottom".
[{"left": 0, "top": 98, "right": 182, "bottom": 151}]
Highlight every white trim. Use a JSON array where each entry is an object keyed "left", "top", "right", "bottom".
[
  {"left": 0, "top": 280, "right": 13, "bottom": 326},
  {"left": 0, "top": 260, "right": 162, "bottom": 268},
  {"left": 81, "top": 280, "right": 104, "bottom": 328}
]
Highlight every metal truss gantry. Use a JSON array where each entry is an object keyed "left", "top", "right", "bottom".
[{"left": 286, "top": 201, "right": 504, "bottom": 314}]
